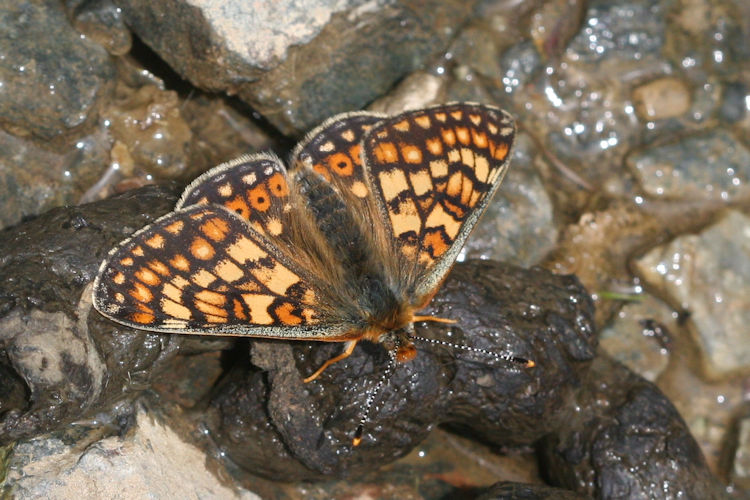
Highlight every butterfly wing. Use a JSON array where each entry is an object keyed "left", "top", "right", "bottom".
[
  {"left": 177, "top": 153, "right": 292, "bottom": 239},
  {"left": 93, "top": 203, "right": 357, "bottom": 340},
  {"left": 361, "top": 103, "right": 516, "bottom": 304},
  {"left": 291, "top": 111, "right": 385, "bottom": 203}
]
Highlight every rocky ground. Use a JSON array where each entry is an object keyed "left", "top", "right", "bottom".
[{"left": 1, "top": 0, "right": 749, "bottom": 498}]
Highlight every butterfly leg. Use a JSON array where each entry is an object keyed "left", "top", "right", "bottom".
[
  {"left": 303, "top": 340, "right": 359, "bottom": 383},
  {"left": 411, "top": 316, "right": 456, "bottom": 324}
]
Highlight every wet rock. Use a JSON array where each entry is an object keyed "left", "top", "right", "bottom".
[
  {"left": 528, "top": 0, "right": 586, "bottom": 61},
  {"left": 543, "top": 200, "right": 718, "bottom": 327},
  {"left": 0, "top": 127, "right": 111, "bottom": 229},
  {"left": 0, "top": 186, "right": 210, "bottom": 444},
  {"left": 496, "top": 0, "right": 668, "bottom": 187},
  {"left": 665, "top": 0, "right": 749, "bottom": 78},
  {"left": 477, "top": 481, "right": 587, "bottom": 500},
  {"left": 104, "top": 84, "right": 193, "bottom": 179},
  {"left": 634, "top": 210, "right": 750, "bottom": 377},
  {"left": 0, "top": 182, "right": 724, "bottom": 497},
  {"left": 631, "top": 76, "right": 692, "bottom": 120},
  {"left": 729, "top": 415, "right": 750, "bottom": 490},
  {"left": 0, "top": 0, "right": 115, "bottom": 141},
  {"left": 462, "top": 132, "right": 558, "bottom": 267},
  {"left": 627, "top": 129, "right": 750, "bottom": 202},
  {"left": 206, "top": 260, "right": 597, "bottom": 480},
  {"left": 540, "top": 356, "right": 725, "bottom": 499},
  {"left": 599, "top": 293, "right": 673, "bottom": 382},
  {"left": 115, "top": 0, "right": 476, "bottom": 134},
  {"left": 67, "top": 0, "right": 133, "bottom": 56},
  {"left": 2, "top": 405, "right": 260, "bottom": 499},
  {"left": 368, "top": 71, "right": 447, "bottom": 117}
]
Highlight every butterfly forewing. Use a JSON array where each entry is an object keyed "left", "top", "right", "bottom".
[
  {"left": 361, "top": 103, "right": 515, "bottom": 303},
  {"left": 93, "top": 204, "right": 351, "bottom": 339}
]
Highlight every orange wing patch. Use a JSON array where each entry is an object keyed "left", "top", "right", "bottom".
[
  {"left": 93, "top": 205, "right": 330, "bottom": 335},
  {"left": 292, "top": 112, "right": 385, "bottom": 205},
  {"left": 177, "top": 154, "right": 291, "bottom": 237},
  {"left": 362, "top": 103, "right": 515, "bottom": 295}
]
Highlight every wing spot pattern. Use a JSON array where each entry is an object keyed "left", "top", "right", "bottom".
[
  {"left": 131, "top": 281, "right": 153, "bottom": 303},
  {"left": 218, "top": 183, "right": 233, "bottom": 197},
  {"left": 267, "top": 172, "right": 289, "bottom": 197},
  {"left": 242, "top": 294, "right": 275, "bottom": 324},
  {"left": 341, "top": 129, "right": 355, "bottom": 142},
  {"left": 373, "top": 142, "right": 398, "bottom": 163},
  {"left": 248, "top": 185, "right": 271, "bottom": 212},
  {"left": 191, "top": 237, "right": 215, "bottom": 260},
  {"left": 351, "top": 181, "right": 368, "bottom": 198},
  {"left": 275, "top": 302, "right": 302, "bottom": 325},
  {"left": 214, "top": 259, "right": 244, "bottom": 282},
  {"left": 379, "top": 169, "right": 409, "bottom": 201},
  {"left": 430, "top": 159, "right": 448, "bottom": 178},
  {"left": 441, "top": 129, "right": 456, "bottom": 146},
  {"left": 472, "top": 129, "right": 488, "bottom": 148},
  {"left": 409, "top": 170, "right": 432, "bottom": 196},
  {"left": 192, "top": 269, "right": 217, "bottom": 288},
  {"left": 170, "top": 254, "right": 190, "bottom": 271},
  {"left": 401, "top": 144, "right": 422, "bottom": 164},
  {"left": 162, "top": 298, "right": 191, "bottom": 320},
  {"left": 426, "top": 137, "right": 443, "bottom": 155},
  {"left": 196, "top": 289, "right": 226, "bottom": 307},
  {"left": 266, "top": 218, "right": 283, "bottom": 236},
  {"left": 455, "top": 127, "right": 470, "bottom": 145},
  {"left": 251, "top": 262, "right": 300, "bottom": 296},
  {"left": 148, "top": 259, "right": 170, "bottom": 276},
  {"left": 318, "top": 141, "right": 335, "bottom": 153},
  {"left": 165, "top": 221, "right": 184, "bottom": 234},
  {"left": 227, "top": 236, "right": 267, "bottom": 264},
  {"left": 393, "top": 119, "right": 410, "bottom": 132},
  {"left": 390, "top": 200, "right": 421, "bottom": 237},
  {"left": 135, "top": 268, "right": 160, "bottom": 286},
  {"left": 327, "top": 152, "right": 354, "bottom": 176},
  {"left": 414, "top": 115, "right": 431, "bottom": 128},
  {"left": 201, "top": 217, "right": 230, "bottom": 242}
]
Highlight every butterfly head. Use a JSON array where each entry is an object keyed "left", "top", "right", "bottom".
[{"left": 372, "top": 318, "right": 418, "bottom": 363}]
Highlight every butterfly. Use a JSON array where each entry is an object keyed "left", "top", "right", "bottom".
[{"left": 93, "top": 103, "right": 519, "bottom": 420}]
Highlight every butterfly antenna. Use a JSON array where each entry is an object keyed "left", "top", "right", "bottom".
[
  {"left": 353, "top": 348, "right": 397, "bottom": 446},
  {"left": 409, "top": 334, "right": 535, "bottom": 368}
]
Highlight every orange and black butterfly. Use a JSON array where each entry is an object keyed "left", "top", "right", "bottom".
[{"left": 93, "top": 103, "right": 520, "bottom": 428}]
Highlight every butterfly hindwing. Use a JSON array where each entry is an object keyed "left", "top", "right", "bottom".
[
  {"left": 291, "top": 111, "right": 385, "bottom": 203},
  {"left": 93, "top": 204, "right": 352, "bottom": 339},
  {"left": 361, "top": 103, "right": 516, "bottom": 303},
  {"left": 177, "top": 154, "right": 291, "bottom": 239}
]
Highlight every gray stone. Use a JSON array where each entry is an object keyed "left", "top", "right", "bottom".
[
  {"left": 0, "top": 127, "right": 110, "bottom": 229},
  {"left": 462, "top": 132, "right": 558, "bottom": 267},
  {"left": 599, "top": 294, "right": 672, "bottom": 382},
  {"left": 634, "top": 210, "right": 750, "bottom": 376},
  {"left": 114, "top": 0, "right": 476, "bottom": 134},
  {"left": 627, "top": 129, "right": 750, "bottom": 201},
  {"left": 732, "top": 416, "right": 750, "bottom": 490},
  {"left": 0, "top": 0, "right": 115, "bottom": 141},
  {"left": 1, "top": 407, "right": 260, "bottom": 499}
]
